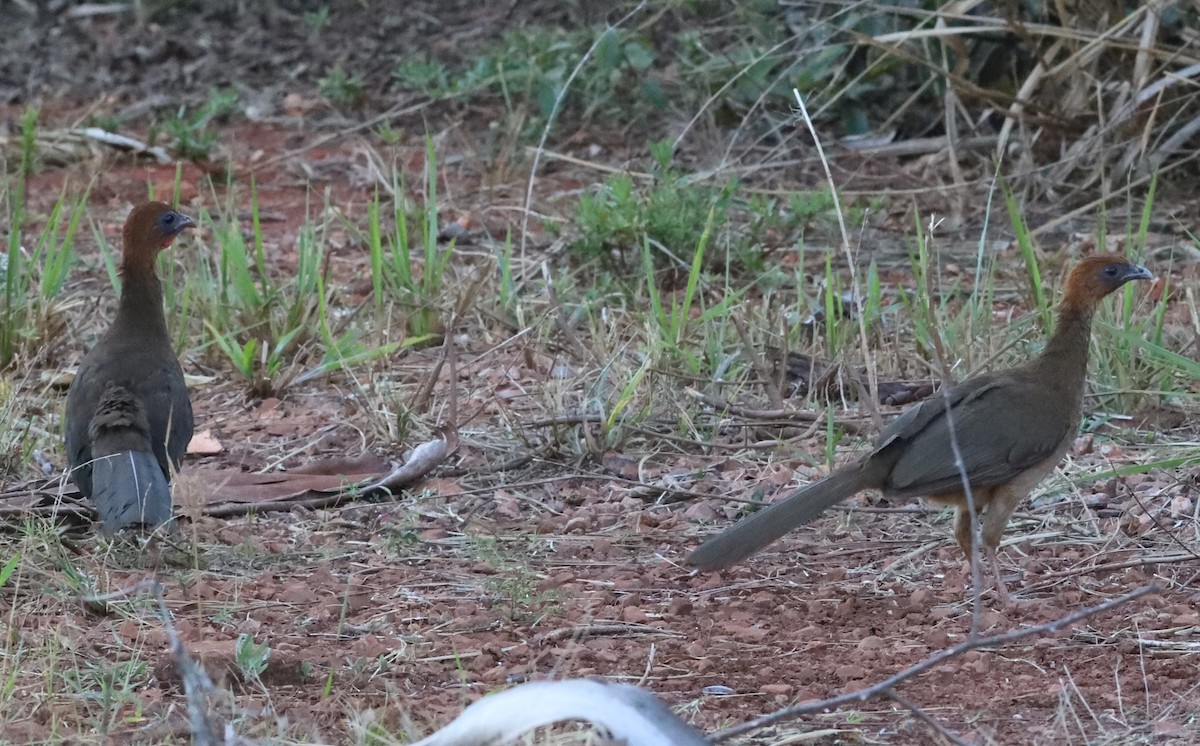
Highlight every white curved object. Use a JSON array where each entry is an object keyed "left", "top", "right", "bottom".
[{"left": 411, "top": 679, "right": 708, "bottom": 746}]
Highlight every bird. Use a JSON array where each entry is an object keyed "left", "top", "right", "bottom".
[
  {"left": 688, "top": 253, "right": 1152, "bottom": 598},
  {"left": 65, "top": 201, "right": 195, "bottom": 535}
]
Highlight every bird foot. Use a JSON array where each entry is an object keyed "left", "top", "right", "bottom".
[{"left": 992, "top": 577, "right": 1011, "bottom": 606}]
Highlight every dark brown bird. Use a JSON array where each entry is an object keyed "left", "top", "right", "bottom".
[
  {"left": 65, "top": 202, "right": 195, "bottom": 535},
  {"left": 688, "top": 254, "right": 1152, "bottom": 598}
]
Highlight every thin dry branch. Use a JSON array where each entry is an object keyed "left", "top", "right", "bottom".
[
  {"left": 884, "top": 688, "right": 970, "bottom": 746},
  {"left": 518, "top": 1, "right": 649, "bottom": 265},
  {"left": 538, "top": 622, "right": 683, "bottom": 645},
  {"left": 791, "top": 88, "right": 882, "bottom": 433},
  {"left": 729, "top": 311, "right": 785, "bottom": 411},
  {"left": 686, "top": 388, "right": 869, "bottom": 435},
  {"left": 83, "top": 579, "right": 227, "bottom": 745},
  {"left": 711, "top": 584, "right": 1157, "bottom": 742},
  {"left": 1035, "top": 552, "right": 1196, "bottom": 582}
]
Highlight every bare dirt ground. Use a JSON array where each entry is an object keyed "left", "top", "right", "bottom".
[{"left": 1, "top": 3, "right": 1199, "bottom": 745}]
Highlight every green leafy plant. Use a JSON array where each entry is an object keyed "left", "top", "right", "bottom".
[
  {"left": 179, "top": 185, "right": 402, "bottom": 396},
  {"left": 471, "top": 536, "right": 563, "bottom": 622},
  {"left": 235, "top": 633, "right": 271, "bottom": 681},
  {"left": 640, "top": 205, "right": 737, "bottom": 357},
  {"left": 185, "top": 187, "right": 321, "bottom": 396},
  {"left": 156, "top": 88, "right": 238, "bottom": 162},
  {"left": 1, "top": 111, "right": 89, "bottom": 368},
  {"left": 366, "top": 137, "right": 453, "bottom": 340},
  {"left": 395, "top": 26, "right": 663, "bottom": 130},
  {"left": 572, "top": 142, "right": 736, "bottom": 270},
  {"left": 393, "top": 56, "right": 451, "bottom": 97},
  {"left": 0, "top": 553, "right": 20, "bottom": 589},
  {"left": 303, "top": 5, "right": 331, "bottom": 33},
  {"left": 318, "top": 64, "right": 365, "bottom": 108}
]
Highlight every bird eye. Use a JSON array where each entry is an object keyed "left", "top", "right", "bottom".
[
  {"left": 163, "top": 214, "right": 175, "bottom": 226},
  {"left": 1103, "top": 265, "right": 1118, "bottom": 277}
]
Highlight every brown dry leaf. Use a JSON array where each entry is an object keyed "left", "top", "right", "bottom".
[
  {"left": 282, "top": 91, "right": 321, "bottom": 115},
  {"left": 0, "top": 445, "right": 453, "bottom": 520},
  {"left": 493, "top": 489, "right": 521, "bottom": 519},
  {"left": 186, "top": 429, "right": 224, "bottom": 455}
]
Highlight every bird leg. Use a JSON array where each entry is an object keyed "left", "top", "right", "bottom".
[
  {"left": 984, "top": 544, "right": 1010, "bottom": 605},
  {"left": 950, "top": 498, "right": 998, "bottom": 599},
  {"left": 950, "top": 495, "right": 1012, "bottom": 604},
  {"left": 979, "top": 484, "right": 1031, "bottom": 604},
  {"left": 952, "top": 503, "right": 975, "bottom": 565}
]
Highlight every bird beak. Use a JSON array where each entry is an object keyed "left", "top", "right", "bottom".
[
  {"left": 173, "top": 212, "right": 196, "bottom": 236},
  {"left": 1122, "top": 264, "right": 1153, "bottom": 283},
  {"left": 158, "top": 211, "right": 195, "bottom": 249}
]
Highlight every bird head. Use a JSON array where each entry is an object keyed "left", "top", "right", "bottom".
[
  {"left": 1062, "top": 253, "right": 1152, "bottom": 308},
  {"left": 121, "top": 201, "right": 194, "bottom": 269}
]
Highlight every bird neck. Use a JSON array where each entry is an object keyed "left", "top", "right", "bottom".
[
  {"left": 1033, "top": 304, "right": 1095, "bottom": 390},
  {"left": 114, "top": 264, "right": 170, "bottom": 338}
]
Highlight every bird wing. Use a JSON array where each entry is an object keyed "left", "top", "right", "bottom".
[
  {"left": 874, "top": 374, "right": 1073, "bottom": 498},
  {"left": 138, "top": 360, "right": 194, "bottom": 475},
  {"left": 66, "top": 351, "right": 192, "bottom": 494},
  {"left": 64, "top": 362, "right": 99, "bottom": 496}
]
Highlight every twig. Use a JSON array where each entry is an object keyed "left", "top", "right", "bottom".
[
  {"left": 538, "top": 623, "right": 682, "bottom": 645},
  {"left": 1035, "top": 552, "right": 1196, "bottom": 581},
  {"left": 445, "top": 311, "right": 460, "bottom": 442},
  {"left": 842, "top": 134, "right": 999, "bottom": 158},
  {"left": 410, "top": 343, "right": 448, "bottom": 416},
  {"left": 792, "top": 88, "right": 882, "bottom": 432},
  {"left": 1119, "top": 478, "right": 1200, "bottom": 562},
  {"left": 83, "top": 579, "right": 224, "bottom": 745},
  {"left": 710, "top": 584, "right": 1157, "bottom": 742},
  {"left": 729, "top": 311, "right": 785, "bottom": 410},
  {"left": 521, "top": 413, "right": 610, "bottom": 427},
  {"left": 686, "top": 388, "right": 869, "bottom": 434},
  {"left": 912, "top": 215, "right": 988, "bottom": 623},
  {"left": 883, "top": 688, "right": 969, "bottom": 746},
  {"left": 439, "top": 453, "right": 534, "bottom": 478},
  {"left": 518, "top": 1, "right": 648, "bottom": 266}
]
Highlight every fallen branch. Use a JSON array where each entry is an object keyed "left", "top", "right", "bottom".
[
  {"left": 82, "top": 579, "right": 227, "bottom": 745},
  {"left": 205, "top": 433, "right": 456, "bottom": 517},
  {"left": 79, "top": 127, "right": 172, "bottom": 163},
  {"left": 538, "top": 622, "right": 684, "bottom": 645},
  {"left": 686, "top": 388, "right": 869, "bottom": 435},
  {"left": 366, "top": 430, "right": 457, "bottom": 493},
  {"left": 0, "top": 127, "right": 172, "bottom": 167},
  {"left": 710, "top": 584, "right": 1157, "bottom": 742}
]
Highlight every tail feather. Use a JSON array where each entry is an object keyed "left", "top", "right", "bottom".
[
  {"left": 85, "top": 383, "right": 174, "bottom": 535},
  {"left": 688, "top": 468, "right": 866, "bottom": 570},
  {"left": 89, "top": 449, "right": 173, "bottom": 535}
]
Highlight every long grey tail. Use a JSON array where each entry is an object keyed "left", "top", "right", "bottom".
[
  {"left": 688, "top": 468, "right": 865, "bottom": 571},
  {"left": 89, "top": 449, "right": 172, "bottom": 535},
  {"left": 85, "top": 384, "right": 174, "bottom": 535}
]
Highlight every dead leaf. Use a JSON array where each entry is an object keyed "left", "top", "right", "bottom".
[{"left": 186, "top": 429, "right": 224, "bottom": 455}]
